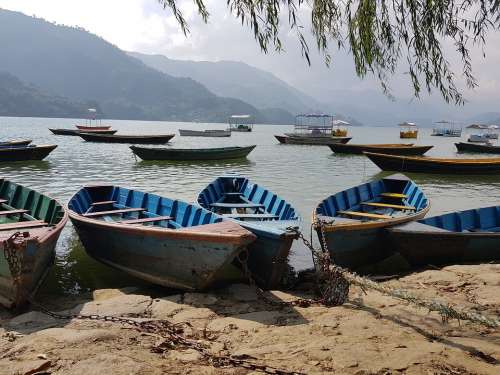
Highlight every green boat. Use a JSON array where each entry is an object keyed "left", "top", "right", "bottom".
[
  {"left": 130, "top": 145, "right": 256, "bottom": 161},
  {"left": 0, "top": 179, "right": 68, "bottom": 309}
]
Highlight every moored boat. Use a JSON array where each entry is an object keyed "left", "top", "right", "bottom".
[
  {"left": 399, "top": 122, "right": 418, "bottom": 139},
  {"left": 328, "top": 143, "right": 433, "bottom": 156},
  {"left": 0, "top": 139, "right": 32, "bottom": 148},
  {"left": 432, "top": 120, "right": 462, "bottom": 137},
  {"left": 75, "top": 108, "right": 111, "bottom": 131},
  {"left": 455, "top": 142, "right": 500, "bottom": 154},
  {"left": 67, "top": 185, "right": 256, "bottom": 290},
  {"left": 228, "top": 115, "right": 254, "bottom": 132},
  {"left": 364, "top": 152, "right": 500, "bottom": 174},
  {"left": 130, "top": 145, "right": 256, "bottom": 161},
  {"left": 76, "top": 125, "right": 111, "bottom": 131},
  {"left": 275, "top": 134, "right": 351, "bottom": 145},
  {"left": 313, "top": 174, "right": 430, "bottom": 269},
  {"left": 197, "top": 176, "right": 300, "bottom": 289},
  {"left": 49, "top": 128, "right": 118, "bottom": 136},
  {"left": 179, "top": 129, "right": 231, "bottom": 137},
  {"left": 0, "top": 179, "right": 68, "bottom": 308},
  {"left": 79, "top": 133, "right": 175, "bottom": 144},
  {"left": 0, "top": 145, "right": 57, "bottom": 162},
  {"left": 387, "top": 205, "right": 500, "bottom": 267}
]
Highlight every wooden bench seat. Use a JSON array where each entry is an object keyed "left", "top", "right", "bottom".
[
  {"left": 379, "top": 193, "right": 407, "bottom": 199},
  {"left": 0, "top": 220, "right": 48, "bottom": 230},
  {"left": 223, "top": 192, "right": 243, "bottom": 196},
  {"left": 338, "top": 210, "right": 391, "bottom": 220},
  {"left": 83, "top": 208, "right": 145, "bottom": 218},
  {"left": 0, "top": 209, "right": 29, "bottom": 216},
  {"left": 210, "top": 202, "right": 264, "bottom": 209},
  {"left": 223, "top": 213, "right": 278, "bottom": 220},
  {"left": 121, "top": 216, "right": 173, "bottom": 224},
  {"left": 91, "top": 200, "right": 116, "bottom": 206},
  {"left": 361, "top": 202, "right": 415, "bottom": 211}
]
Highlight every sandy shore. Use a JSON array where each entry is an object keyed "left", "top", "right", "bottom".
[{"left": 1, "top": 263, "right": 498, "bottom": 374}]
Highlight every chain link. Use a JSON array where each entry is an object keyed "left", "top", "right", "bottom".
[{"left": 3, "top": 231, "right": 30, "bottom": 296}]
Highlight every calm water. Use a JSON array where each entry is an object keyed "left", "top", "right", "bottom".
[{"left": 1, "top": 117, "right": 499, "bottom": 295}]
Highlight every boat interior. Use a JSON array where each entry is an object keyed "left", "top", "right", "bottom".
[
  {"left": 0, "top": 180, "right": 65, "bottom": 234},
  {"left": 69, "top": 186, "right": 223, "bottom": 229},
  {"left": 198, "top": 177, "right": 299, "bottom": 223},
  {"left": 315, "top": 176, "right": 428, "bottom": 223},
  {"left": 418, "top": 206, "right": 500, "bottom": 233}
]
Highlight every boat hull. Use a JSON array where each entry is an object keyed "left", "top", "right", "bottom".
[
  {"left": 455, "top": 142, "right": 500, "bottom": 154},
  {"left": 49, "top": 128, "right": 117, "bottom": 136},
  {"left": 76, "top": 125, "right": 111, "bottom": 131},
  {"left": 0, "top": 145, "right": 57, "bottom": 162},
  {"left": 0, "top": 180, "right": 68, "bottom": 309},
  {"left": 364, "top": 152, "right": 500, "bottom": 174},
  {"left": 130, "top": 145, "right": 256, "bottom": 161},
  {"left": 79, "top": 133, "right": 175, "bottom": 144},
  {"left": 275, "top": 135, "right": 351, "bottom": 145},
  {"left": 328, "top": 143, "right": 432, "bottom": 155},
  {"left": 179, "top": 129, "right": 231, "bottom": 137},
  {"left": 70, "top": 218, "right": 250, "bottom": 290}
]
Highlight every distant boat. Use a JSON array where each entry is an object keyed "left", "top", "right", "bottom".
[
  {"left": 399, "top": 122, "right": 418, "bottom": 139},
  {"left": 75, "top": 108, "right": 111, "bottom": 131},
  {"left": 68, "top": 185, "right": 256, "bottom": 290},
  {"left": 179, "top": 129, "right": 231, "bottom": 137},
  {"left": 455, "top": 142, "right": 500, "bottom": 154},
  {"left": 49, "top": 128, "right": 117, "bottom": 136},
  {"left": 331, "top": 119, "right": 350, "bottom": 137},
  {"left": 0, "top": 139, "right": 32, "bottom": 148},
  {"left": 328, "top": 143, "right": 433, "bottom": 156},
  {"left": 130, "top": 145, "right": 256, "bottom": 161},
  {"left": 228, "top": 115, "right": 254, "bottom": 132},
  {"left": 79, "top": 133, "right": 175, "bottom": 144},
  {"left": 313, "top": 174, "right": 430, "bottom": 269},
  {"left": 0, "top": 179, "right": 68, "bottom": 308},
  {"left": 431, "top": 120, "right": 462, "bottom": 137},
  {"left": 275, "top": 134, "right": 351, "bottom": 145},
  {"left": 388, "top": 205, "right": 500, "bottom": 267},
  {"left": 197, "top": 176, "right": 300, "bottom": 289},
  {"left": 0, "top": 144, "right": 57, "bottom": 162},
  {"left": 364, "top": 152, "right": 500, "bottom": 174}
]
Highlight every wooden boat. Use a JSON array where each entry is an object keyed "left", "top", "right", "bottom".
[
  {"left": 455, "top": 142, "right": 500, "bottom": 154},
  {"left": 67, "top": 185, "right": 256, "bottom": 290},
  {"left": 0, "top": 145, "right": 57, "bottom": 162},
  {"left": 49, "top": 128, "right": 117, "bottom": 136},
  {"left": 0, "top": 140, "right": 32, "bottom": 147},
  {"left": 79, "top": 133, "right": 175, "bottom": 144},
  {"left": 76, "top": 125, "right": 111, "bottom": 131},
  {"left": 197, "top": 176, "right": 300, "bottom": 288},
  {"left": 364, "top": 152, "right": 500, "bottom": 174},
  {"left": 130, "top": 145, "right": 256, "bottom": 161},
  {"left": 0, "top": 179, "right": 68, "bottom": 308},
  {"left": 275, "top": 134, "right": 351, "bottom": 145},
  {"left": 388, "top": 205, "right": 500, "bottom": 267},
  {"left": 399, "top": 122, "right": 418, "bottom": 139},
  {"left": 75, "top": 108, "right": 111, "bottom": 131},
  {"left": 228, "top": 115, "right": 253, "bottom": 132},
  {"left": 313, "top": 174, "right": 430, "bottom": 269},
  {"left": 179, "top": 129, "right": 231, "bottom": 137},
  {"left": 328, "top": 143, "right": 433, "bottom": 156}
]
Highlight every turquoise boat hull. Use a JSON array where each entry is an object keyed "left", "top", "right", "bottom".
[
  {"left": 197, "top": 176, "right": 300, "bottom": 289},
  {"left": 68, "top": 185, "right": 255, "bottom": 290},
  {"left": 314, "top": 174, "right": 430, "bottom": 269}
]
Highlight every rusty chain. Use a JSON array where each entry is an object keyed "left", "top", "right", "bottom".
[{"left": 2, "top": 231, "right": 29, "bottom": 288}]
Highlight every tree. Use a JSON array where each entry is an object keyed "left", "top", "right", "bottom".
[{"left": 158, "top": 0, "right": 500, "bottom": 104}]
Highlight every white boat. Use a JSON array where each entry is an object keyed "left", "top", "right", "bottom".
[
  {"left": 466, "top": 124, "right": 499, "bottom": 142},
  {"left": 179, "top": 129, "right": 231, "bottom": 137},
  {"left": 468, "top": 134, "right": 490, "bottom": 143},
  {"left": 432, "top": 120, "right": 462, "bottom": 137},
  {"left": 228, "top": 115, "right": 254, "bottom": 132}
]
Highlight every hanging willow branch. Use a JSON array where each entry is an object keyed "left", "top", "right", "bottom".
[{"left": 157, "top": 0, "right": 500, "bottom": 104}]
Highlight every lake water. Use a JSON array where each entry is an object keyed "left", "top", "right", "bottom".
[{"left": 1, "top": 117, "right": 499, "bottom": 296}]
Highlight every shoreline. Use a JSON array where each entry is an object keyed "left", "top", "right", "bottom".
[{"left": 1, "top": 263, "right": 499, "bottom": 374}]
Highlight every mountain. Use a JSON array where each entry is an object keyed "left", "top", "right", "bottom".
[
  {"left": 0, "top": 9, "right": 276, "bottom": 123},
  {"left": 129, "top": 52, "right": 323, "bottom": 114},
  {"left": 466, "top": 112, "right": 500, "bottom": 125},
  {"left": 0, "top": 72, "right": 90, "bottom": 118}
]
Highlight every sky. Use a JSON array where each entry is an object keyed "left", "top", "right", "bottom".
[{"left": 1, "top": 0, "right": 500, "bottom": 123}]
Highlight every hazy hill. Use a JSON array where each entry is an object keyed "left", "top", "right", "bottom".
[
  {"left": 0, "top": 72, "right": 91, "bottom": 118},
  {"left": 0, "top": 9, "right": 272, "bottom": 123},
  {"left": 129, "top": 52, "right": 323, "bottom": 114}
]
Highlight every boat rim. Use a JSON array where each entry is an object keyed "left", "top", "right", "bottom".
[
  {"left": 363, "top": 151, "right": 500, "bottom": 163},
  {"left": 130, "top": 145, "right": 256, "bottom": 152}
]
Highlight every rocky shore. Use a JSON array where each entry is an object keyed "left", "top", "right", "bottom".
[{"left": 1, "top": 263, "right": 499, "bottom": 374}]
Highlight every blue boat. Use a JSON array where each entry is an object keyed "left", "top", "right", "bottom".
[
  {"left": 388, "top": 205, "right": 500, "bottom": 267},
  {"left": 197, "top": 176, "right": 300, "bottom": 289},
  {"left": 313, "top": 174, "right": 430, "bottom": 269},
  {"left": 67, "top": 185, "right": 256, "bottom": 290}
]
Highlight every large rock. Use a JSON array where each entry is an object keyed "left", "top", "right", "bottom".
[{"left": 67, "top": 294, "right": 152, "bottom": 317}]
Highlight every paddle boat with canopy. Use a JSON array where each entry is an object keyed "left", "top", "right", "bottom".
[
  {"left": 228, "top": 115, "right": 254, "bottom": 132},
  {"left": 399, "top": 122, "right": 418, "bottom": 139}
]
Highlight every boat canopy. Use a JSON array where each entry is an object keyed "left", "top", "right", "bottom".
[{"left": 399, "top": 122, "right": 417, "bottom": 127}]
